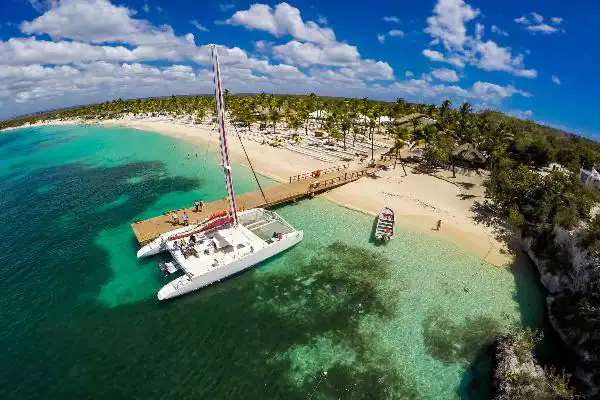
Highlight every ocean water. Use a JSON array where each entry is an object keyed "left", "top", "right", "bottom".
[{"left": 0, "top": 125, "right": 546, "bottom": 399}]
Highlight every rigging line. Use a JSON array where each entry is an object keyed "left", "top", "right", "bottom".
[{"left": 231, "top": 121, "right": 269, "bottom": 205}]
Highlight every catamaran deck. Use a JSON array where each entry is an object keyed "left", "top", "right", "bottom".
[{"left": 131, "top": 160, "right": 392, "bottom": 245}]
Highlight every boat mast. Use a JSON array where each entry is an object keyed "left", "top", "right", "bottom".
[{"left": 211, "top": 46, "right": 238, "bottom": 225}]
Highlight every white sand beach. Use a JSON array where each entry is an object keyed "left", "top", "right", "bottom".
[{"left": 2, "top": 116, "right": 512, "bottom": 266}]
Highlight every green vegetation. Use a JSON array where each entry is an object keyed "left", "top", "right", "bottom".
[
  {"left": 4, "top": 92, "right": 600, "bottom": 395},
  {"left": 494, "top": 329, "right": 575, "bottom": 400}
]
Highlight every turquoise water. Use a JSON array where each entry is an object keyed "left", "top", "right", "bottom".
[{"left": 0, "top": 125, "right": 546, "bottom": 399}]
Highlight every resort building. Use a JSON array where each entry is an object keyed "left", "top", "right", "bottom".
[
  {"left": 395, "top": 113, "right": 437, "bottom": 130},
  {"left": 309, "top": 109, "right": 329, "bottom": 120},
  {"left": 580, "top": 168, "right": 600, "bottom": 189},
  {"left": 451, "top": 143, "right": 488, "bottom": 170}
]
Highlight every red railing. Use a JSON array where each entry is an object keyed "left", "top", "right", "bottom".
[{"left": 289, "top": 164, "right": 349, "bottom": 182}]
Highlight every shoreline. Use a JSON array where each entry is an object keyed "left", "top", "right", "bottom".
[{"left": 2, "top": 118, "right": 513, "bottom": 267}]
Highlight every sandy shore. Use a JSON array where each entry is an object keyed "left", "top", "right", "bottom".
[{"left": 3, "top": 117, "right": 512, "bottom": 267}]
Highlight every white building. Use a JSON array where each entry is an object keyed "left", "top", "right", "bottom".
[
  {"left": 580, "top": 168, "right": 600, "bottom": 189},
  {"left": 309, "top": 109, "right": 329, "bottom": 120}
]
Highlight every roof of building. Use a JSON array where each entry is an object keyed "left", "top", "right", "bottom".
[
  {"left": 395, "top": 113, "right": 425, "bottom": 124},
  {"left": 309, "top": 109, "right": 329, "bottom": 119},
  {"left": 451, "top": 143, "right": 487, "bottom": 163}
]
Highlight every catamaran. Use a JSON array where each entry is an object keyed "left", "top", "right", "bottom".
[{"left": 137, "top": 47, "right": 304, "bottom": 300}]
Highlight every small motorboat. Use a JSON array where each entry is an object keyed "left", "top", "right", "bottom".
[{"left": 375, "top": 206, "right": 395, "bottom": 241}]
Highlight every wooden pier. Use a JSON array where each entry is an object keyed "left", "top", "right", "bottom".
[{"left": 131, "top": 161, "right": 390, "bottom": 245}]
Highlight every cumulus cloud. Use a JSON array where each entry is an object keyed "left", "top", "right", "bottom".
[
  {"left": 552, "top": 75, "right": 561, "bottom": 85},
  {"left": 423, "top": 0, "right": 535, "bottom": 78},
  {"left": 513, "top": 12, "right": 564, "bottom": 34},
  {"left": 219, "top": 3, "right": 235, "bottom": 12},
  {"left": 378, "top": 29, "right": 404, "bottom": 43},
  {"left": 422, "top": 49, "right": 445, "bottom": 62},
  {"left": 225, "top": 2, "right": 335, "bottom": 45},
  {"left": 0, "top": 0, "right": 532, "bottom": 119},
  {"left": 490, "top": 25, "right": 508, "bottom": 36},
  {"left": 273, "top": 40, "right": 359, "bottom": 67},
  {"left": 431, "top": 67, "right": 460, "bottom": 82},
  {"left": 382, "top": 16, "right": 400, "bottom": 23},
  {"left": 190, "top": 20, "right": 209, "bottom": 32},
  {"left": 425, "top": 0, "right": 479, "bottom": 51},
  {"left": 387, "top": 79, "right": 530, "bottom": 103}
]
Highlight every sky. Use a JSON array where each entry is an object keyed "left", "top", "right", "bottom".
[{"left": 1, "top": 0, "right": 598, "bottom": 139}]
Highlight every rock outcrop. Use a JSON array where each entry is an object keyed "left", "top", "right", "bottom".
[
  {"left": 522, "top": 226, "right": 600, "bottom": 396},
  {"left": 491, "top": 332, "right": 574, "bottom": 399}
]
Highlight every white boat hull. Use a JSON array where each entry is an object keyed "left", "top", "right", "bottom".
[{"left": 157, "top": 230, "right": 303, "bottom": 300}]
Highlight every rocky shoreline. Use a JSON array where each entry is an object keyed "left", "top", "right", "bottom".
[{"left": 520, "top": 226, "right": 600, "bottom": 396}]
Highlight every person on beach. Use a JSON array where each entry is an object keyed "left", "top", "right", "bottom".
[
  {"left": 436, "top": 220, "right": 442, "bottom": 231},
  {"left": 194, "top": 200, "right": 200, "bottom": 212},
  {"left": 182, "top": 211, "right": 189, "bottom": 226},
  {"left": 199, "top": 200, "right": 204, "bottom": 211},
  {"left": 172, "top": 212, "right": 179, "bottom": 226}
]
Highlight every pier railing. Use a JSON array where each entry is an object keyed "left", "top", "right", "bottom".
[
  {"left": 307, "top": 169, "right": 367, "bottom": 192},
  {"left": 289, "top": 164, "right": 349, "bottom": 183}
]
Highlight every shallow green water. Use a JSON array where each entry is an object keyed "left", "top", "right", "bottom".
[{"left": 0, "top": 125, "right": 546, "bottom": 399}]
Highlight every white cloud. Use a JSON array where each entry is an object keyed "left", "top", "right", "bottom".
[
  {"left": 0, "top": 37, "right": 137, "bottom": 65},
  {"left": 317, "top": 15, "right": 327, "bottom": 25},
  {"left": 431, "top": 67, "right": 459, "bottom": 82},
  {"left": 254, "top": 40, "right": 273, "bottom": 53},
  {"left": 142, "top": 4, "right": 149, "bottom": 13},
  {"left": 531, "top": 12, "right": 544, "bottom": 24},
  {"left": 0, "top": 0, "right": 529, "bottom": 119},
  {"left": 190, "top": 20, "right": 209, "bottom": 32},
  {"left": 513, "top": 15, "right": 529, "bottom": 25},
  {"left": 378, "top": 29, "right": 404, "bottom": 43},
  {"left": 422, "top": 48, "right": 445, "bottom": 62},
  {"left": 21, "top": 0, "right": 196, "bottom": 50},
  {"left": 273, "top": 40, "right": 359, "bottom": 67},
  {"left": 383, "top": 16, "right": 400, "bottom": 23},
  {"left": 490, "top": 25, "right": 508, "bottom": 36},
  {"left": 219, "top": 3, "right": 235, "bottom": 12},
  {"left": 387, "top": 79, "right": 530, "bottom": 104},
  {"left": 526, "top": 24, "right": 558, "bottom": 34},
  {"left": 471, "top": 81, "right": 531, "bottom": 100},
  {"left": 475, "top": 23, "right": 484, "bottom": 40},
  {"left": 423, "top": 0, "right": 535, "bottom": 78},
  {"left": 225, "top": 3, "right": 335, "bottom": 45},
  {"left": 514, "top": 12, "right": 564, "bottom": 34},
  {"left": 156, "top": 6, "right": 163, "bottom": 12},
  {"left": 508, "top": 109, "right": 534, "bottom": 119},
  {"left": 424, "top": 0, "right": 479, "bottom": 51},
  {"left": 473, "top": 40, "right": 537, "bottom": 77},
  {"left": 552, "top": 75, "right": 561, "bottom": 85},
  {"left": 339, "top": 59, "right": 394, "bottom": 81}
]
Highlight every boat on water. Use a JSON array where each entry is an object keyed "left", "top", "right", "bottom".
[
  {"left": 137, "top": 46, "right": 303, "bottom": 300},
  {"left": 375, "top": 206, "right": 394, "bottom": 241}
]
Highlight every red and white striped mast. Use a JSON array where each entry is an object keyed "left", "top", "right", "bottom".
[{"left": 211, "top": 46, "right": 239, "bottom": 225}]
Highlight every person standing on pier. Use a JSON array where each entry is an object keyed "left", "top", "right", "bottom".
[{"left": 182, "top": 211, "right": 189, "bottom": 226}]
